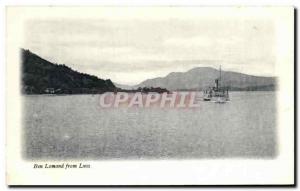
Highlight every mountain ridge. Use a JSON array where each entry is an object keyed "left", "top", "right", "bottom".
[
  {"left": 132, "top": 66, "right": 276, "bottom": 91},
  {"left": 21, "top": 49, "right": 276, "bottom": 93}
]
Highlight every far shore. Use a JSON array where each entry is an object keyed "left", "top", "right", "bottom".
[{"left": 22, "top": 89, "right": 277, "bottom": 96}]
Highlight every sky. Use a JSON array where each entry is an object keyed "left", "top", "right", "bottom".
[{"left": 23, "top": 8, "right": 276, "bottom": 85}]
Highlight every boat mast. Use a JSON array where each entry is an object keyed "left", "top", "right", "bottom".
[{"left": 219, "top": 65, "right": 221, "bottom": 88}]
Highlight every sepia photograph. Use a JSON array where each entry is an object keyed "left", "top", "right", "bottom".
[{"left": 6, "top": 6, "right": 294, "bottom": 185}]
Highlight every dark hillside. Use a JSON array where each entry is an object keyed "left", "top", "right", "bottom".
[{"left": 21, "top": 49, "right": 116, "bottom": 94}]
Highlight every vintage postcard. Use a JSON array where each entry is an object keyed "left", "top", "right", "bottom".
[{"left": 6, "top": 6, "right": 294, "bottom": 185}]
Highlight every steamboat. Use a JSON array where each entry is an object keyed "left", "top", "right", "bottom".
[{"left": 203, "top": 66, "right": 230, "bottom": 103}]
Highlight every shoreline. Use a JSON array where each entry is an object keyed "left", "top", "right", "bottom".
[{"left": 22, "top": 90, "right": 277, "bottom": 96}]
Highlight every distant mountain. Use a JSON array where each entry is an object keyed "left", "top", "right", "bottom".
[
  {"left": 135, "top": 67, "right": 276, "bottom": 91},
  {"left": 114, "top": 83, "right": 134, "bottom": 90},
  {"left": 21, "top": 49, "right": 116, "bottom": 94}
]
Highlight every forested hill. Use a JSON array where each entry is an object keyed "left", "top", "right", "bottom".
[{"left": 21, "top": 49, "right": 116, "bottom": 94}]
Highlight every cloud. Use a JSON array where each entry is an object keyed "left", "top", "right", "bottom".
[{"left": 23, "top": 18, "right": 276, "bottom": 85}]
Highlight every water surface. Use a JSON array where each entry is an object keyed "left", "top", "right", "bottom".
[{"left": 23, "top": 91, "right": 276, "bottom": 160}]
